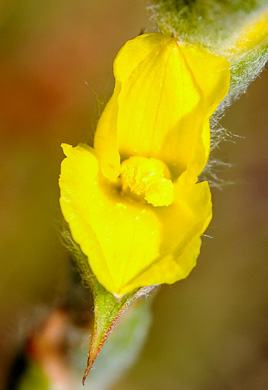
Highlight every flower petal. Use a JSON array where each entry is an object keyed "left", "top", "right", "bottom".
[
  {"left": 94, "top": 33, "right": 230, "bottom": 181},
  {"left": 117, "top": 181, "right": 212, "bottom": 295},
  {"left": 180, "top": 44, "right": 230, "bottom": 117},
  {"left": 60, "top": 143, "right": 161, "bottom": 295},
  {"left": 93, "top": 85, "right": 121, "bottom": 181},
  {"left": 59, "top": 144, "right": 212, "bottom": 296},
  {"left": 93, "top": 33, "right": 166, "bottom": 181}
]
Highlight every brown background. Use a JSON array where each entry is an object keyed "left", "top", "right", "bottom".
[{"left": 0, "top": 1, "right": 268, "bottom": 389}]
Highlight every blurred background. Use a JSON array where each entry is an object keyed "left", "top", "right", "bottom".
[{"left": 0, "top": 1, "right": 268, "bottom": 389}]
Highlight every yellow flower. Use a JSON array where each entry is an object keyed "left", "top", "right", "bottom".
[{"left": 59, "top": 33, "right": 230, "bottom": 297}]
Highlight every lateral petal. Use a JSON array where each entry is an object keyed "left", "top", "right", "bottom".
[{"left": 181, "top": 44, "right": 230, "bottom": 117}]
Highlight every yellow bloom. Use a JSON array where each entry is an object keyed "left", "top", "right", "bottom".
[{"left": 59, "top": 33, "right": 230, "bottom": 297}]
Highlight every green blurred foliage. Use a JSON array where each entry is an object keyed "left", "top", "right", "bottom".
[{"left": 17, "top": 363, "right": 49, "bottom": 390}]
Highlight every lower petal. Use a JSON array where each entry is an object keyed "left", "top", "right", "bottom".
[
  {"left": 59, "top": 144, "right": 161, "bottom": 295},
  {"left": 59, "top": 144, "right": 212, "bottom": 296},
  {"left": 118, "top": 181, "right": 212, "bottom": 295}
]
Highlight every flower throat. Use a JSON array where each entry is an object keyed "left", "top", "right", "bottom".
[{"left": 120, "top": 156, "right": 174, "bottom": 207}]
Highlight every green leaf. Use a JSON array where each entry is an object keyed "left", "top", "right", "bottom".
[
  {"left": 62, "top": 232, "right": 156, "bottom": 385},
  {"left": 82, "top": 266, "right": 154, "bottom": 384},
  {"left": 85, "top": 295, "right": 153, "bottom": 390}
]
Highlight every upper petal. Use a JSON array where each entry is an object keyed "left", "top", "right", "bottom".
[{"left": 94, "top": 33, "right": 230, "bottom": 181}]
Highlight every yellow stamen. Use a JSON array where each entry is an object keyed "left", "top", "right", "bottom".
[{"left": 120, "top": 156, "right": 174, "bottom": 207}]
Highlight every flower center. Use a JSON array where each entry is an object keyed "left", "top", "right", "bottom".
[{"left": 120, "top": 156, "right": 174, "bottom": 207}]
